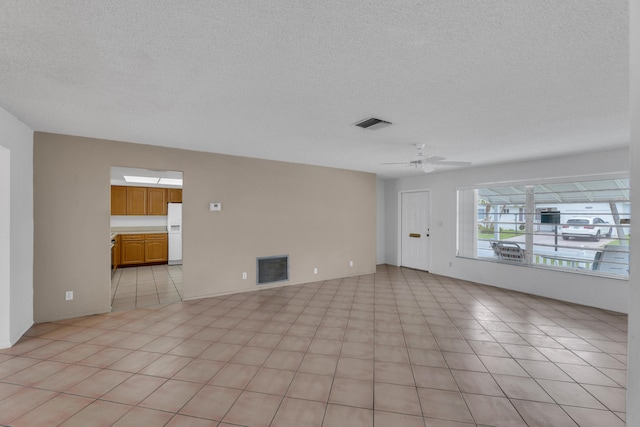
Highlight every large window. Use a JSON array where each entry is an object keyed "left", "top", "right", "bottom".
[{"left": 458, "top": 177, "right": 630, "bottom": 278}]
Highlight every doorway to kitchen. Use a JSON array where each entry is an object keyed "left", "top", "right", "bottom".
[
  {"left": 109, "top": 166, "right": 184, "bottom": 310},
  {"left": 111, "top": 264, "right": 183, "bottom": 310}
]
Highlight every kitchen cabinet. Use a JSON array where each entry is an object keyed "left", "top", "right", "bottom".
[
  {"left": 111, "top": 186, "right": 181, "bottom": 215},
  {"left": 168, "top": 188, "right": 182, "bottom": 203},
  {"left": 120, "top": 234, "right": 145, "bottom": 265},
  {"left": 145, "top": 234, "right": 168, "bottom": 263},
  {"left": 148, "top": 188, "right": 168, "bottom": 215},
  {"left": 111, "top": 186, "right": 127, "bottom": 215},
  {"left": 112, "top": 235, "right": 121, "bottom": 271},
  {"left": 126, "top": 187, "right": 148, "bottom": 215},
  {"left": 120, "top": 233, "right": 168, "bottom": 266}
]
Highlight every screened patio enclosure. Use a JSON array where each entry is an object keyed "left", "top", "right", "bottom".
[{"left": 459, "top": 177, "right": 630, "bottom": 278}]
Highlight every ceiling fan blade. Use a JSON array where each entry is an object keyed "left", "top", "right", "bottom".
[
  {"left": 380, "top": 162, "right": 412, "bottom": 165},
  {"left": 431, "top": 160, "right": 472, "bottom": 166},
  {"left": 423, "top": 156, "right": 446, "bottom": 163}
]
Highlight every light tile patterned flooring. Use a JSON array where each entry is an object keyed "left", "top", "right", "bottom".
[
  {"left": 0, "top": 265, "right": 627, "bottom": 426},
  {"left": 111, "top": 265, "right": 183, "bottom": 311}
]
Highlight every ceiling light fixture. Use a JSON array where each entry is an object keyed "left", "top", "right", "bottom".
[
  {"left": 124, "top": 176, "right": 160, "bottom": 184},
  {"left": 158, "top": 178, "right": 183, "bottom": 186},
  {"left": 421, "top": 163, "right": 435, "bottom": 173}
]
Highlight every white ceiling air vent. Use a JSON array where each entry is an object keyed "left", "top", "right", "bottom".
[{"left": 354, "top": 117, "right": 392, "bottom": 130}]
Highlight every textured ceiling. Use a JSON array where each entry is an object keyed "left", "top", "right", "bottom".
[{"left": 0, "top": 1, "right": 629, "bottom": 178}]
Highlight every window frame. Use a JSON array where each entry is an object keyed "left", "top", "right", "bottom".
[{"left": 456, "top": 173, "right": 630, "bottom": 280}]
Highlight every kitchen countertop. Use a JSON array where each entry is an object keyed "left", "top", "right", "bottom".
[{"left": 111, "top": 226, "right": 168, "bottom": 239}]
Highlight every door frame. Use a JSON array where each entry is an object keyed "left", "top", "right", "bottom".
[{"left": 397, "top": 189, "right": 431, "bottom": 269}]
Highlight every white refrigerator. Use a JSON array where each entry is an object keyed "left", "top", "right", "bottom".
[{"left": 167, "top": 203, "right": 182, "bottom": 265}]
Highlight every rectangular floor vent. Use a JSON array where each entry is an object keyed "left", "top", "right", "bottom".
[{"left": 257, "top": 255, "right": 289, "bottom": 285}]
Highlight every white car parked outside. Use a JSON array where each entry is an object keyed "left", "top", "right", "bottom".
[{"left": 561, "top": 217, "right": 612, "bottom": 241}]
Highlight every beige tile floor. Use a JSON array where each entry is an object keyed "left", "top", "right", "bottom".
[
  {"left": 0, "top": 265, "right": 627, "bottom": 426},
  {"left": 111, "top": 265, "right": 183, "bottom": 311}
]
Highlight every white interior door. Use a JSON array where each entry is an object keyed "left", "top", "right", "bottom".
[{"left": 401, "top": 191, "right": 430, "bottom": 271}]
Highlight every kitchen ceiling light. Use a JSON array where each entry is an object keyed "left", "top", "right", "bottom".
[
  {"left": 124, "top": 175, "right": 160, "bottom": 184},
  {"left": 158, "top": 178, "right": 183, "bottom": 186}
]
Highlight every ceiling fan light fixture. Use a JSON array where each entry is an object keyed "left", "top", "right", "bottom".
[
  {"left": 353, "top": 117, "right": 392, "bottom": 130},
  {"left": 422, "top": 163, "right": 435, "bottom": 173}
]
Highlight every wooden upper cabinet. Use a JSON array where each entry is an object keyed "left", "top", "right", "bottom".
[
  {"left": 148, "top": 188, "right": 168, "bottom": 215},
  {"left": 111, "top": 186, "right": 180, "bottom": 215},
  {"left": 111, "top": 186, "right": 127, "bottom": 215},
  {"left": 168, "top": 188, "right": 182, "bottom": 203},
  {"left": 126, "top": 187, "right": 148, "bottom": 215}
]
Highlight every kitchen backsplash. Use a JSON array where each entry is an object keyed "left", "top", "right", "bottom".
[{"left": 110, "top": 215, "right": 167, "bottom": 228}]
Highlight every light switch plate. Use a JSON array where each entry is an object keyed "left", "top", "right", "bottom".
[{"left": 209, "top": 202, "right": 222, "bottom": 211}]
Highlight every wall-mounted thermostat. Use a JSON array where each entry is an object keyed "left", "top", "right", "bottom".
[{"left": 210, "top": 202, "right": 222, "bottom": 211}]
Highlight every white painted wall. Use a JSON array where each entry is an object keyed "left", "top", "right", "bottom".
[
  {"left": 376, "top": 178, "right": 385, "bottom": 264},
  {"left": 627, "top": 0, "right": 638, "bottom": 423},
  {"left": 0, "top": 146, "right": 10, "bottom": 347},
  {"left": 383, "top": 147, "right": 629, "bottom": 313},
  {"left": 0, "top": 107, "right": 33, "bottom": 348}
]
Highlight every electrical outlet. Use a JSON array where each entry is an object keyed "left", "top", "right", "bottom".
[
  {"left": 349, "top": 260, "right": 353, "bottom": 267},
  {"left": 242, "top": 272, "right": 247, "bottom": 280},
  {"left": 65, "top": 291, "right": 73, "bottom": 301},
  {"left": 313, "top": 268, "right": 318, "bottom": 274}
]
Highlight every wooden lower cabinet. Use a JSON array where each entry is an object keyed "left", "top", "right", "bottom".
[
  {"left": 120, "top": 233, "right": 167, "bottom": 266},
  {"left": 112, "top": 235, "right": 121, "bottom": 271},
  {"left": 145, "top": 234, "right": 168, "bottom": 263},
  {"left": 120, "top": 235, "right": 145, "bottom": 265}
]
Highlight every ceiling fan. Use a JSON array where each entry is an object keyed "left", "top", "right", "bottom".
[{"left": 381, "top": 144, "right": 471, "bottom": 173}]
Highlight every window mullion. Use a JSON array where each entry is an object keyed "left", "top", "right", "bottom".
[{"left": 525, "top": 186, "right": 534, "bottom": 264}]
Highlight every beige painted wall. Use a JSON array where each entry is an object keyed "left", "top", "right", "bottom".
[{"left": 34, "top": 132, "right": 376, "bottom": 322}]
